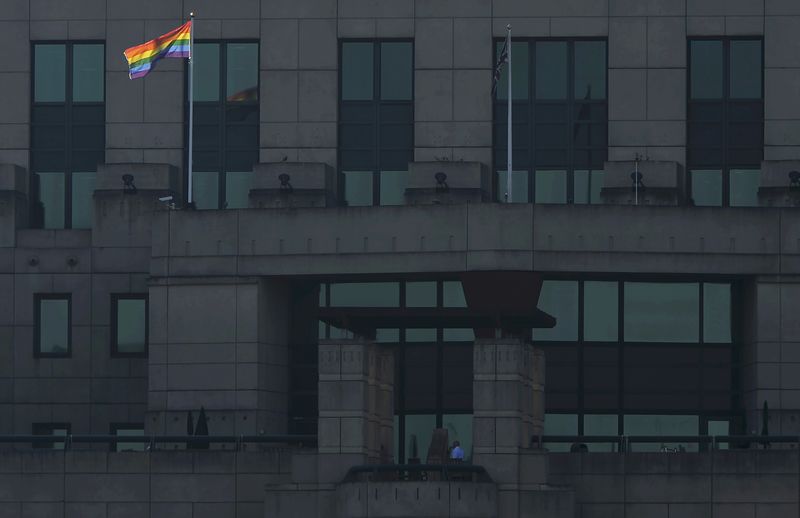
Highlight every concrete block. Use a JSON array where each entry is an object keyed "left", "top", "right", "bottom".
[
  {"left": 609, "top": 18, "right": 646, "bottom": 68},
  {"left": 713, "top": 503, "right": 755, "bottom": 518},
  {"left": 104, "top": 503, "right": 148, "bottom": 518},
  {"left": 453, "top": 70, "right": 492, "bottom": 122},
  {"left": 65, "top": 503, "right": 106, "bottom": 518},
  {"left": 298, "top": 71, "right": 337, "bottom": 122},
  {"left": 669, "top": 503, "right": 713, "bottom": 518},
  {"left": 298, "top": 19, "right": 336, "bottom": 70},
  {"left": 0, "top": 73, "right": 29, "bottom": 122},
  {"left": 756, "top": 503, "right": 800, "bottom": 518},
  {"left": 765, "top": 69, "right": 800, "bottom": 120},
  {"left": 22, "top": 503, "right": 64, "bottom": 518},
  {"left": 150, "top": 474, "right": 236, "bottom": 502},
  {"left": 551, "top": 17, "right": 609, "bottom": 37},
  {"left": 415, "top": 70, "right": 453, "bottom": 122},
  {"left": 687, "top": 16, "right": 725, "bottom": 35},
  {"left": 624, "top": 504, "right": 668, "bottom": 518},
  {"left": 713, "top": 474, "right": 797, "bottom": 503},
  {"left": 626, "top": 474, "right": 711, "bottom": 503},
  {"left": 687, "top": 0, "right": 763, "bottom": 16},
  {"left": 648, "top": 69, "right": 686, "bottom": 121},
  {"left": 416, "top": 19, "right": 453, "bottom": 69},
  {"left": 376, "top": 18, "right": 413, "bottom": 37},
  {"left": 647, "top": 17, "right": 686, "bottom": 68},
  {"left": 609, "top": 69, "right": 646, "bottom": 121},
  {"left": 453, "top": 18, "right": 491, "bottom": 69},
  {"left": 150, "top": 503, "right": 191, "bottom": 518},
  {"left": 65, "top": 474, "right": 149, "bottom": 502}
]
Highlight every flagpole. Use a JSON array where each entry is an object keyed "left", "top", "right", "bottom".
[
  {"left": 506, "top": 25, "right": 513, "bottom": 203},
  {"left": 187, "top": 12, "right": 195, "bottom": 206}
]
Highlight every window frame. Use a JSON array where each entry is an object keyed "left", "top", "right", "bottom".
[
  {"left": 110, "top": 293, "right": 149, "bottom": 358},
  {"left": 30, "top": 41, "right": 105, "bottom": 229},
  {"left": 687, "top": 37, "right": 764, "bottom": 207},
  {"left": 492, "top": 37, "right": 609, "bottom": 204},
  {"left": 32, "top": 422, "right": 71, "bottom": 449},
  {"left": 184, "top": 39, "right": 260, "bottom": 209},
  {"left": 338, "top": 39, "right": 415, "bottom": 207},
  {"left": 109, "top": 422, "right": 146, "bottom": 452},
  {"left": 34, "top": 293, "right": 72, "bottom": 358}
]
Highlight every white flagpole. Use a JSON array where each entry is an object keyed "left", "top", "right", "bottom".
[
  {"left": 506, "top": 25, "right": 513, "bottom": 203},
  {"left": 187, "top": 12, "right": 195, "bottom": 206}
]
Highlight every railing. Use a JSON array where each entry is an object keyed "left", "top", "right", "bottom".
[
  {"left": 0, "top": 434, "right": 317, "bottom": 451},
  {"left": 540, "top": 435, "right": 794, "bottom": 452},
  {"left": 343, "top": 464, "right": 493, "bottom": 483}
]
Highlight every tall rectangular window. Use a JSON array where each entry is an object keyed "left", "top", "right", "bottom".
[
  {"left": 111, "top": 294, "right": 148, "bottom": 357},
  {"left": 32, "top": 423, "right": 70, "bottom": 449},
  {"left": 31, "top": 43, "right": 104, "bottom": 229},
  {"left": 189, "top": 41, "right": 259, "bottom": 209},
  {"left": 339, "top": 41, "right": 414, "bottom": 207},
  {"left": 34, "top": 294, "right": 71, "bottom": 357},
  {"left": 494, "top": 40, "right": 607, "bottom": 204},
  {"left": 688, "top": 39, "right": 763, "bottom": 206}
]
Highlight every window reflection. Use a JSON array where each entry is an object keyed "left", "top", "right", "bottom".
[
  {"left": 584, "top": 281, "right": 618, "bottom": 342},
  {"left": 535, "top": 42, "right": 567, "bottom": 100},
  {"left": 34, "top": 45, "right": 66, "bottom": 102},
  {"left": 329, "top": 282, "right": 400, "bottom": 307},
  {"left": 574, "top": 170, "right": 603, "bottom": 204},
  {"left": 381, "top": 42, "right": 412, "bottom": 101},
  {"left": 703, "top": 284, "right": 731, "bottom": 343},
  {"left": 691, "top": 169, "right": 722, "bottom": 206},
  {"left": 379, "top": 171, "right": 407, "bottom": 206},
  {"left": 342, "top": 42, "right": 374, "bottom": 101},
  {"left": 534, "top": 281, "right": 578, "bottom": 342},
  {"left": 226, "top": 43, "right": 258, "bottom": 102},
  {"left": 574, "top": 41, "right": 606, "bottom": 100},
  {"left": 624, "top": 415, "right": 700, "bottom": 452},
  {"left": 535, "top": 170, "right": 567, "bottom": 204},
  {"left": 192, "top": 171, "right": 219, "bottom": 210},
  {"left": 343, "top": 171, "right": 373, "bottom": 207},
  {"left": 497, "top": 170, "right": 529, "bottom": 203},
  {"left": 624, "top": 283, "right": 699, "bottom": 343},
  {"left": 38, "top": 297, "right": 70, "bottom": 356},
  {"left": 544, "top": 413, "right": 578, "bottom": 452},
  {"left": 496, "top": 42, "right": 529, "bottom": 101},
  {"left": 115, "top": 298, "right": 147, "bottom": 355},
  {"left": 690, "top": 40, "right": 723, "bottom": 100},
  {"left": 443, "top": 414, "right": 472, "bottom": 461},
  {"left": 406, "top": 282, "right": 436, "bottom": 308},
  {"left": 405, "top": 415, "right": 436, "bottom": 462},
  {"left": 730, "top": 40, "right": 761, "bottom": 99},
  {"left": 729, "top": 169, "right": 760, "bottom": 207},
  {"left": 225, "top": 171, "right": 252, "bottom": 209},
  {"left": 194, "top": 44, "right": 220, "bottom": 102},
  {"left": 584, "top": 414, "right": 618, "bottom": 452},
  {"left": 442, "top": 281, "right": 467, "bottom": 308},
  {"left": 73, "top": 44, "right": 104, "bottom": 102},
  {"left": 71, "top": 172, "right": 95, "bottom": 229},
  {"left": 37, "top": 173, "right": 65, "bottom": 229}
]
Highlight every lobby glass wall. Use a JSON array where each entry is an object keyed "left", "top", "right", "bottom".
[
  {"left": 338, "top": 41, "right": 414, "bottom": 207},
  {"left": 493, "top": 39, "right": 607, "bottom": 204},
  {"left": 536, "top": 278, "right": 739, "bottom": 451},
  {"left": 187, "top": 41, "right": 259, "bottom": 209},
  {"left": 318, "top": 280, "right": 473, "bottom": 463},
  {"left": 688, "top": 38, "right": 763, "bottom": 207}
]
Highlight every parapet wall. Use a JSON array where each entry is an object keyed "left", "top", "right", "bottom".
[
  {"left": 549, "top": 450, "right": 800, "bottom": 518},
  {"left": 0, "top": 449, "right": 295, "bottom": 518}
]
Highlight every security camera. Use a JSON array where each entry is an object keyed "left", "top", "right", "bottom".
[{"left": 158, "top": 196, "right": 173, "bottom": 202}]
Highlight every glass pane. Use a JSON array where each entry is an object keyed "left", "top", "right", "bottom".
[
  {"left": 194, "top": 44, "right": 220, "bottom": 102},
  {"left": 376, "top": 328, "right": 400, "bottom": 343},
  {"left": 443, "top": 328, "right": 474, "bottom": 342},
  {"left": 574, "top": 41, "right": 606, "bottom": 100},
  {"left": 35, "top": 45, "right": 66, "bottom": 102},
  {"left": 330, "top": 282, "right": 399, "bottom": 307},
  {"left": 406, "top": 282, "right": 436, "bottom": 308},
  {"left": 691, "top": 169, "right": 722, "bottom": 206},
  {"left": 379, "top": 170, "right": 407, "bottom": 206},
  {"left": 342, "top": 42, "right": 374, "bottom": 101},
  {"left": 708, "top": 420, "right": 729, "bottom": 450},
  {"left": 624, "top": 283, "right": 699, "bottom": 343},
  {"left": 115, "top": 427, "right": 145, "bottom": 452},
  {"left": 192, "top": 171, "right": 219, "bottom": 210},
  {"left": 543, "top": 413, "right": 578, "bottom": 452},
  {"left": 584, "top": 414, "right": 619, "bottom": 452},
  {"left": 117, "top": 299, "right": 146, "bottom": 354},
  {"left": 584, "top": 281, "right": 618, "bottom": 342},
  {"left": 690, "top": 40, "right": 723, "bottom": 100},
  {"left": 406, "top": 328, "right": 437, "bottom": 342},
  {"left": 704, "top": 283, "right": 731, "bottom": 343},
  {"left": 496, "top": 41, "right": 529, "bottom": 100},
  {"left": 226, "top": 43, "right": 258, "bottom": 102},
  {"left": 343, "top": 171, "right": 373, "bottom": 207},
  {"left": 40, "top": 299, "right": 69, "bottom": 355},
  {"left": 443, "top": 414, "right": 472, "bottom": 462},
  {"left": 535, "top": 170, "right": 567, "bottom": 204},
  {"left": 624, "top": 415, "right": 699, "bottom": 452},
  {"left": 534, "top": 281, "right": 578, "bottom": 342},
  {"left": 381, "top": 42, "right": 412, "bottom": 101},
  {"left": 574, "top": 170, "right": 604, "bottom": 204},
  {"left": 71, "top": 172, "right": 95, "bottom": 229},
  {"left": 730, "top": 169, "right": 760, "bottom": 207},
  {"left": 225, "top": 171, "right": 251, "bottom": 209},
  {"left": 319, "top": 284, "right": 327, "bottom": 307},
  {"left": 318, "top": 321, "right": 326, "bottom": 340},
  {"left": 536, "top": 42, "right": 567, "bottom": 100},
  {"left": 497, "top": 170, "right": 529, "bottom": 203},
  {"left": 730, "top": 40, "right": 762, "bottom": 99},
  {"left": 73, "top": 44, "right": 104, "bottom": 102},
  {"left": 405, "top": 414, "right": 436, "bottom": 462},
  {"left": 37, "top": 172, "right": 65, "bottom": 229},
  {"left": 442, "top": 281, "right": 467, "bottom": 308}
]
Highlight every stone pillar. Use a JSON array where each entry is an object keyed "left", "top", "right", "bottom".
[
  {"left": 472, "top": 339, "right": 562, "bottom": 518},
  {"left": 744, "top": 276, "right": 800, "bottom": 438},
  {"left": 0, "top": 164, "right": 27, "bottom": 246},
  {"left": 317, "top": 338, "right": 394, "bottom": 483},
  {"left": 146, "top": 277, "right": 289, "bottom": 437}
]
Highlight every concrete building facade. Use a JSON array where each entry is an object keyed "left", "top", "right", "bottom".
[{"left": 1, "top": 0, "right": 800, "bottom": 517}]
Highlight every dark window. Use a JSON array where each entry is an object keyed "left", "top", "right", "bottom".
[
  {"left": 111, "top": 294, "right": 148, "bottom": 357},
  {"left": 31, "top": 42, "right": 104, "bottom": 229},
  {"left": 110, "top": 423, "right": 146, "bottom": 452},
  {"left": 688, "top": 38, "right": 763, "bottom": 206},
  {"left": 188, "top": 41, "right": 259, "bottom": 209},
  {"left": 494, "top": 39, "right": 607, "bottom": 204},
  {"left": 34, "top": 294, "right": 71, "bottom": 357},
  {"left": 339, "top": 40, "right": 414, "bottom": 206},
  {"left": 32, "top": 423, "right": 70, "bottom": 449}
]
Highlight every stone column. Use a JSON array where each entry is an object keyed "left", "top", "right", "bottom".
[{"left": 317, "top": 338, "right": 394, "bottom": 483}]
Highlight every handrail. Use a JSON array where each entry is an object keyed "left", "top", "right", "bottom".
[
  {"left": 0, "top": 434, "right": 317, "bottom": 450},
  {"left": 540, "top": 434, "right": 791, "bottom": 451},
  {"left": 343, "top": 463, "right": 492, "bottom": 483}
]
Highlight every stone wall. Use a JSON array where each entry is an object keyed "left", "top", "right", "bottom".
[
  {"left": 0, "top": 449, "right": 293, "bottom": 518},
  {"left": 549, "top": 450, "right": 800, "bottom": 518}
]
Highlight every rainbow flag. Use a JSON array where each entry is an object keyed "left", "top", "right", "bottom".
[{"left": 123, "top": 21, "right": 191, "bottom": 79}]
